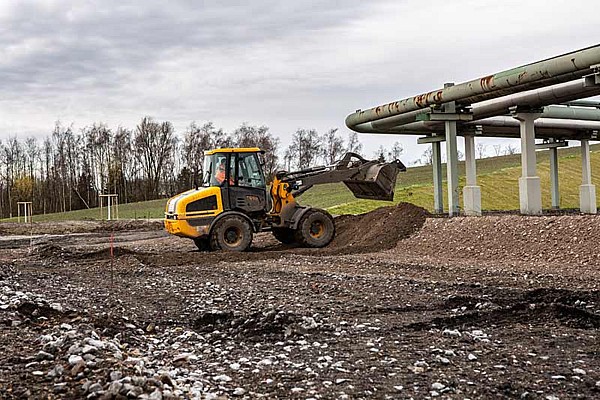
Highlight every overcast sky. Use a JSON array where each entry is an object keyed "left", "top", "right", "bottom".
[{"left": 1, "top": 0, "right": 599, "bottom": 163}]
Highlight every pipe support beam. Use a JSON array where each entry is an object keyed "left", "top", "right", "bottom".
[
  {"left": 514, "top": 111, "right": 543, "bottom": 215},
  {"left": 432, "top": 141, "right": 443, "bottom": 214},
  {"left": 463, "top": 135, "right": 481, "bottom": 216},
  {"left": 580, "top": 139, "right": 597, "bottom": 214},
  {"left": 444, "top": 94, "right": 460, "bottom": 216}
]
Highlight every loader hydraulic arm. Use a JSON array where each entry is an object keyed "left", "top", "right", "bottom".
[{"left": 269, "top": 152, "right": 406, "bottom": 215}]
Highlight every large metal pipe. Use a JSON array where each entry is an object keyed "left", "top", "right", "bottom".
[
  {"left": 354, "top": 79, "right": 600, "bottom": 133},
  {"left": 542, "top": 105, "right": 600, "bottom": 121},
  {"left": 346, "top": 44, "right": 600, "bottom": 129},
  {"left": 472, "top": 80, "right": 600, "bottom": 120},
  {"left": 383, "top": 116, "right": 600, "bottom": 137}
]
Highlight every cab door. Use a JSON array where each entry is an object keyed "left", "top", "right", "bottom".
[{"left": 227, "top": 152, "right": 268, "bottom": 214}]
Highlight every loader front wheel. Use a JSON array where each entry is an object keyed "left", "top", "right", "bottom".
[
  {"left": 210, "top": 215, "right": 253, "bottom": 252},
  {"left": 272, "top": 227, "right": 296, "bottom": 245},
  {"left": 295, "top": 209, "right": 335, "bottom": 248}
]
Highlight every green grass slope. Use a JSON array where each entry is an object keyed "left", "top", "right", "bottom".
[{"left": 5, "top": 144, "right": 600, "bottom": 222}]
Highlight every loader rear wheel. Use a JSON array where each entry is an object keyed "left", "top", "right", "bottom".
[
  {"left": 295, "top": 209, "right": 335, "bottom": 248},
  {"left": 272, "top": 227, "right": 296, "bottom": 245},
  {"left": 210, "top": 215, "right": 253, "bottom": 252}
]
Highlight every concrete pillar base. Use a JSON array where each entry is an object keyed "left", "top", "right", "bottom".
[
  {"left": 463, "top": 185, "right": 482, "bottom": 216},
  {"left": 519, "top": 176, "right": 542, "bottom": 215},
  {"left": 579, "top": 184, "right": 597, "bottom": 214}
]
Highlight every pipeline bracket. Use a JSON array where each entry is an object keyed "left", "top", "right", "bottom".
[
  {"left": 417, "top": 135, "right": 446, "bottom": 144},
  {"left": 417, "top": 105, "right": 473, "bottom": 122},
  {"left": 509, "top": 105, "right": 544, "bottom": 115},
  {"left": 536, "top": 139, "right": 568, "bottom": 149},
  {"left": 584, "top": 64, "right": 600, "bottom": 87}
]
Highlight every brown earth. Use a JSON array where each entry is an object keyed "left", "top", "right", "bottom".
[{"left": 0, "top": 209, "right": 599, "bottom": 399}]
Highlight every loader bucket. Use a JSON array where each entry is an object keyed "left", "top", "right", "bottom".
[{"left": 343, "top": 160, "right": 406, "bottom": 201}]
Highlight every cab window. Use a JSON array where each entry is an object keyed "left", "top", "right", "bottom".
[{"left": 237, "top": 153, "right": 265, "bottom": 188}]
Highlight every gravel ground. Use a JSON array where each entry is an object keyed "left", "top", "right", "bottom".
[{"left": 1, "top": 211, "right": 600, "bottom": 399}]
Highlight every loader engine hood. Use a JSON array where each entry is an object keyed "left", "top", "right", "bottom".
[{"left": 165, "top": 187, "right": 222, "bottom": 219}]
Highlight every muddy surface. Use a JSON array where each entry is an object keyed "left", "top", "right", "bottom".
[{"left": 1, "top": 210, "right": 599, "bottom": 399}]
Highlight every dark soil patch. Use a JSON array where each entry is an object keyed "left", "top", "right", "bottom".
[{"left": 328, "top": 202, "right": 430, "bottom": 254}]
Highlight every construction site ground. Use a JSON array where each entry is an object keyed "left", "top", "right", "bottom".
[{"left": 1, "top": 203, "right": 599, "bottom": 399}]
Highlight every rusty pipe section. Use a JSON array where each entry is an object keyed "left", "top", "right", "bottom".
[
  {"left": 346, "top": 44, "right": 600, "bottom": 130},
  {"left": 355, "top": 79, "right": 600, "bottom": 134}
]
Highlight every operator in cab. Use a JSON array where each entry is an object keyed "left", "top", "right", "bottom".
[{"left": 215, "top": 158, "right": 233, "bottom": 185}]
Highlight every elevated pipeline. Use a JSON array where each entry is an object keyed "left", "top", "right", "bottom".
[{"left": 346, "top": 44, "right": 600, "bottom": 131}]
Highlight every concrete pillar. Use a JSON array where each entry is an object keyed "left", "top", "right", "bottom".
[
  {"left": 514, "top": 111, "right": 542, "bottom": 215},
  {"left": 444, "top": 94, "right": 460, "bottom": 216},
  {"left": 549, "top": 146, "right": 560, "bottom": 209},
  {"left": 432, "top": 141, "right": 444, "bottom": 214},
  {"left": 579, "top": 139, "right": 597, "bottom": 214},
  {"left": 463, "top": 135, "right": 481, "bottom": 216}
]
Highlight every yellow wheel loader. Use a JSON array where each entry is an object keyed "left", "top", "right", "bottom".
[{"left": 164, "top": 147, "right": 406, "bottom": 251}]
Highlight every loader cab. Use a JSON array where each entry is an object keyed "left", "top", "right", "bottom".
[{"left": 203, "top": 148, "right": 268, "bottom": 215}]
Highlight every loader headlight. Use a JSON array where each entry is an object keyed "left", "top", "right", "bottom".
[{"left": 167, "top": 197, "right": 178, "bottom": 213}]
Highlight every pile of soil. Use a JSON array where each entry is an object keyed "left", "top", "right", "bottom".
[{"left": 329, "top": 202, "right": 430, "bottom": 254}]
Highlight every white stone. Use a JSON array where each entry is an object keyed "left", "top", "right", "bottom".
[
  {"left": 68, "top": 355, "right": 83, "bottom": 365},
  {"left": 213, "top": 374, "right": 232, "bottom": 382},
  {"left": 442, "top": 329, "right": 461, "bottom": 337}
]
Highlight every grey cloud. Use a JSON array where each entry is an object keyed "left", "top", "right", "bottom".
[{"left": 0, "top": 0, "right": 379, "bottom": 94}]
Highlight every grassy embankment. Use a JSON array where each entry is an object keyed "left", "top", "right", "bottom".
[{"left": 4, "top": 144, "right": 600, "bottom": 221}]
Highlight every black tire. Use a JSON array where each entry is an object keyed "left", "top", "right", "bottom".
[
  {"left": 272, "top": 227, "right": 296, "bottom": 245},
  {"left": 294, "top": 208, "right": 335, "bottom": 248},
  {"left": 194, "top": 238, "right": 211, "bottom": 252},
  {"left": 209, "top": 215, "right": 253, "bottom": 252}
]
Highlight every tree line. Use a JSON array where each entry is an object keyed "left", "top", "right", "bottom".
[{"left": 0, "top": 117, "right": 365, "bottom": 218}]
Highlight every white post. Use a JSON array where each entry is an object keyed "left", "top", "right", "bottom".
[
  {"left": 432, "top": 141, "right": 444, "bottom": 213},
  {"left": 463, "top": 135, "right": 482, "bottom": 216},
  {"left": 514, "top": 111, "right": 542, "bottom": 215},
  {"left": 579, "top": 139, "right": 597, "bottom": 214},
  {"left": 107, "top": 196, "right": 112, "bottom": 221},
  {"left": 444, "top": 92, "right": 459, "bottom": 216},
  {"left": 549, "top": 146, "right": 560, "bottom": 209}
]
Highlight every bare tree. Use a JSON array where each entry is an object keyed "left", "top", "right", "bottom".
[
  {"left": 476, "top": 142, "right": 487, "bottom": 159},
  {"left": 421, "top": 147, "right": 433, "bottom": 165},
  {"left": 233, "top": 124, "right": 280, "bottom": 179},
  {"left": 503, "top": 144, "right": 518, "bottom": 155},
  {"left": 287, "top": 129, "right": 321, "bottom": 169},
  {"left": 183, "top": 122, "right": 219, "bottom": 188},
  {"left": 346, "top": 131, "right": 363, "bottom": 154},
  {"left": 112, "top": 127, "right": 133, "bottom": 202},
  {"left": 134, "top": 117, "right": 176, "bottom": 199},
  {"left": 374, "top": 145, "right": 386, "bottom": 162},
  {"left": 321, "top": 128, "right": 345, "bottom": 164},
  {"left": 493, "top": 144, "right": 502, "bottom": 157},
  {"left": 387, "top": 141, "right": 404, "bottom": 161}
]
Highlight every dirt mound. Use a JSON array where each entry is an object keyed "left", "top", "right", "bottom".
[
  {"left": 32, "top": 242, "right": 73, "bottom": 258},
  {"left": 328, "top": 202, "right": 430, "bottom": 254}
]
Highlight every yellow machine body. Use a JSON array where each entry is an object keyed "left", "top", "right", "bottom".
[{"left": 164, "top": 186, "right": 224, "bottom": 238}]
